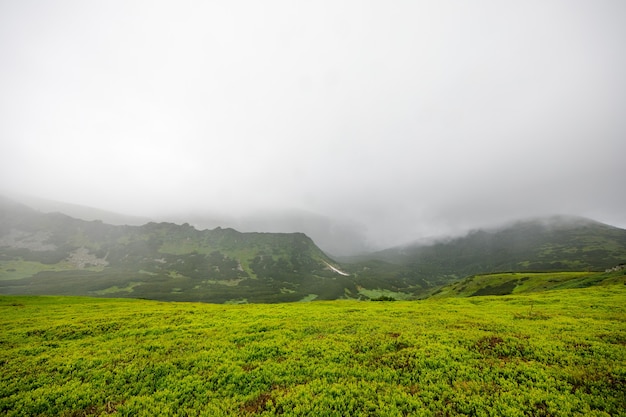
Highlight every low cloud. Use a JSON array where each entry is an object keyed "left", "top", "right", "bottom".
[{"left": 1, "top": 1, "right": 625, "bottom": 252}]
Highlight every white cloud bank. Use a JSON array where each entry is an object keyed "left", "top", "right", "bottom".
[{"left": 1, "top": 0, "right": 625, "bottom": 249}]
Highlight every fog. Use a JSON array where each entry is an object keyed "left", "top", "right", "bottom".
[{"left": 1, "top": 1, "right": 625, "bottom": 254}]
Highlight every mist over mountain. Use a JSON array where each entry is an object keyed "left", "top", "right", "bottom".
[
  {"left": 5, "top": 193, "right": 152, "bottom": 226},
  {"left": 2, "top": 4, "right": 625, "bottom": 413},
  {"left": 0, "top": 196, "right": 351, "bottom": 303},
  {"left": 371, "top": 215, "right": 626, "bottom": 278},
  {"left": 5, "top": 194, "right": 372, "bottom": 256},
  {"left": 169, "top": 210, "right": 372, "bottom": 257},
  {"left": 2, "top": 2, "right": 625, "bottom": 253},
  {"left": 1, "top": 196, "right": 625, "bottom": 302}
]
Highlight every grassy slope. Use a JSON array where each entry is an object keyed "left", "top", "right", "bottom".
[
  {"left": 1, "top": 286, "right": 625, "bottom": 416},
  {"left": 430, "top": 269, "right": 626, "bottom": 298}
]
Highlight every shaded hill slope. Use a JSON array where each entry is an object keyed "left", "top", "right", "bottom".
[
  {"left": 0, "top": 197, "right": 353, "bottom": 302},
  {"left": 429, "top": 268, "right": 626, "bottom": 298},
  {"left": 2, "top": 196, "right": 625, "bottom": 302},
  {"left": 368, "top": 216, "right": 626, "bottom": 287}
]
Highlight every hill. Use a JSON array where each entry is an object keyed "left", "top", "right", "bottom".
[
  {"left": 171, "top": 209, "right": 372, "bottom": 257},
  {"left": 0, "top": 196, "right": 353, "bottom": 303},
  {"left": 2, "top": 196, "right": 626, "bottom": 302},
  {"left": 6, "top": 195, "right": 371, "bottom": 256},
  {"left": 430, "top": 268, "right": 626, "bottom": 298},
  {"left": 1, "top": 286, "right": 624, "bottom": 416},
  {"left": 367, "top": 216, "right": 626, "bottom": 288}
]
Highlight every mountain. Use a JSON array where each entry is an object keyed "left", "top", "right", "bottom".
[
  {"left": 4, "top": 193, "right": 151, "bottom": 226},
  {"left": 6, "top": 194, "right": 372, "bottom": 256},
  {"left": 165, "top": 209, "right": 372, "bottom": 257},
  {"left": 2, "top": 196, "right": 625, "bottom": 302},
  {"left": 367, "top": 215, "right": 626, "bottom": 287},
  {"left": 0, "top": 196, "right": 356, "bottom": 303}
]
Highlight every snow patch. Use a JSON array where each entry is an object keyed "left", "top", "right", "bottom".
[{"left": 323, "top": 261, "right": 350, "bottom": 276}]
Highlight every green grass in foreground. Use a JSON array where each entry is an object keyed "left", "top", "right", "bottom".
[{"left": 1, "top": 286, "right": 625, "bottom": 416}]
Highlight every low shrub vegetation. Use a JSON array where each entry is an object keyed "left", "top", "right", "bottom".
[{"left": 1, "top": 285, "right": 625, "bottom": 416}]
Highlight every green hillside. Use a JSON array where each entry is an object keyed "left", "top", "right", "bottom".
[
  {"left": 371, "top": 216, "right": 626, "bottom": 287},
  {"left": 2, "top": 285, "right": 625, "bottom": 416},
  {"left": 0, "top": 197, "right": 352, "bottom": 303},
  {"left": 430, "top": 268, "right": 626, "bottom": 298},
  {"left": 3, "top": 196, "right": 626, "bottom": 302}
]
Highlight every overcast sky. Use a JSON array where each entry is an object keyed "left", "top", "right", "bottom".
[{"left": 1, "top": 0, "right": 625, "bottom": 250}]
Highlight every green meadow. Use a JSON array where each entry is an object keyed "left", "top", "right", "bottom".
[
  {"left": 430, "top": 270, "right": 626, "bottom": 298},
  {"left": 1, "top": 286, "right": 625, "bottom": 416}
]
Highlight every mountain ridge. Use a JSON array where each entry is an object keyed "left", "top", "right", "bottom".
[
  {"left": 2, "top": 194, "right": 371, "bottom": 256},
  {"left": 0, "top": 196, "right": 352, "bottom": 302},
  {"left": 371, "top": 215, "right": 626, "bottom": 267},
  {"left": 1, "top": 195, "right": 625, "bottom": 302}
]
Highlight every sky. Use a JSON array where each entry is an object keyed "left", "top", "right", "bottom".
[{"left": 1, "top": 0, "right": 625, "bottom": 252}]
